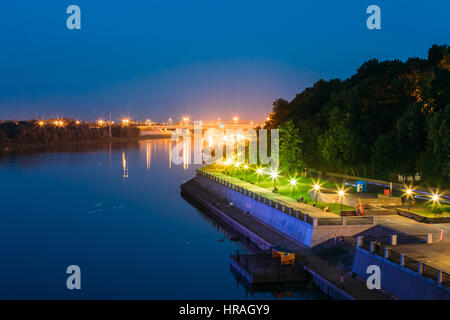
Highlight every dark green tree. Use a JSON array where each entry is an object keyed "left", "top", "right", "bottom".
[{"left": 279, "top": 120, "right": 304, "bottom": 174}]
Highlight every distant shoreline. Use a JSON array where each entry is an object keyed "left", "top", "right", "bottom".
[{"left": 0, "top": 134, "right": 171, "bottom": 153}]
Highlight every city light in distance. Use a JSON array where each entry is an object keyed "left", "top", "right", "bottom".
[
  {"left": 53, "top": 119, "right": 65, "bottom": 127},
  {"left": 121, "top": 118, "right": 131, "bottom": 127}
]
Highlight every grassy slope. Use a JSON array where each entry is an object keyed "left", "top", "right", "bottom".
[{"left": 204, "top": 164, "right": 354, "bottom": 214}]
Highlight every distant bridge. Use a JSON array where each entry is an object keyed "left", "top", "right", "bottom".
[{"left": 138, "top": 123, "right": 259, "bottom": 132}]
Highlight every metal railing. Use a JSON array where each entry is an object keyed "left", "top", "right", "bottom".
[
  {"left": 346, "top": 216, "right": 374, "bottom": 225},
  {"left": 358, "top": 238, "right": 450, "bottom": 288},
  {"left": 198, "top": 170, "right": 377, "bottom": 227},
  {"left": 318, "top": 218, "right": 342, "bottom": 226}
]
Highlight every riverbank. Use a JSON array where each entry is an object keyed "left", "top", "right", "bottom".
[
  {"left": 181, "top": 175, "right": 391, "bottom": 300},
  {"left": 0, "top": 134, "right": 170, "bottom": 153}
]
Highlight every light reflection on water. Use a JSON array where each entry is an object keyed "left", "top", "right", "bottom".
[{"left": 0, "top": 139, "right": 325, "bottom": 299}]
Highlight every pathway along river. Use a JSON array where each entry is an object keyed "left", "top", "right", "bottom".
[{"left": 0, "top": 138, "right": 325, "bottom": 299}]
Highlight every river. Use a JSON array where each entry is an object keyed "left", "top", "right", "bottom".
[{"left": 0, "top": 138, "right": 325, "bottom": 299}]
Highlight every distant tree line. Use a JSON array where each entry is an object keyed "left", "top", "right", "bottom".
[
  {"left": 268, "top": 44, "right": 449, "bottom": 186},
  {"left": 0, "top": 120, "right": 140, "bottom": 148}
]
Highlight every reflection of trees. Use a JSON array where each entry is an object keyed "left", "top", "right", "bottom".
[{"left": 0, "top": 140, "right": 140, "bottom": 165}]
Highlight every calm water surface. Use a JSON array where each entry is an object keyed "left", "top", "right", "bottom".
[{"left": 0, "top": 139, "right": 325, "bottom": 299}]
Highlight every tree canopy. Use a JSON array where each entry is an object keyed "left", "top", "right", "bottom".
[{"left": 267, "top": 44, "right": 450, "bottom": 186}]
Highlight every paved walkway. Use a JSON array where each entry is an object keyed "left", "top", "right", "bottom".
[
  {"left": 203, "top": 168, "right": 339, "bottom": 219},
  {"left": 377, "top": 215, "right": 450, "bottom": 243},
  {"left": 184, "top": 178, "right": 391, "bottom": 300}
]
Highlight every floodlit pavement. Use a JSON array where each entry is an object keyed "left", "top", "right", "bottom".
[
  {"left": 393, "top": 243, "right": 450, "bottom": 273},
  {"left": 377, "top": 215, "right": 450, "bottom": 243}
]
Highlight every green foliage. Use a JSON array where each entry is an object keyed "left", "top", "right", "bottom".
[
  {"left": 418, "top": 103, "right": 450, "bottom": 185},
  {"left": 427, "top": 203, "right": 450, "bottom": 214},
  {"left": 267, "top": 44, "right": 450, "bottom": 185},
  {"left": 279, "top": 120, "right": 304, "bottom": 173}
]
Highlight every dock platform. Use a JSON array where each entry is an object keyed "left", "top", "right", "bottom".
[{"left": 230, "top": 251, "right": 307, "bottom": 284}]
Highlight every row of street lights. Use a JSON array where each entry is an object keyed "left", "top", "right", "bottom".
[
  {"left": 221, "top": 162, "right": 445, "bottom": 215},
  {"left": 222, "top": 162, "right": 349, "bottom": 208},
  {"left": 36, "top": 118, "right": 132, "bottom": 128},
  {"left": 404, "top": 187, "right": 443, "bottom": 215}
]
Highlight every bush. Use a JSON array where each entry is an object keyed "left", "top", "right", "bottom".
[{"left": 427, "top": 203, "right": 450, "bottom": 214}]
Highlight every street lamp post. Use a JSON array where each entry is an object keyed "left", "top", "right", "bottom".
[
  {"left": 314, "top": 184, "right": 320, "bottom": 205},
  {"left": 432, "top": 194, "right": 440, "bottom": 218},
  {"left": 406, "top": 188, "right": 413, "bottom": 210},
  {"left": 338, "top": 190, "right": 345, "bottom": 213},
  {"left": 256, "top": 168, "right": 263, "bottom": 184},
  {"left": 290, "top": 179, "right": 297, "bottom": 198},
  {"left": 270, "top": 171, "right": 278, "bottom": 192}
]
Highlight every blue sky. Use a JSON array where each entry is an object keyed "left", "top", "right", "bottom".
[{"left": 0, "top": 1, "right": 448, "bottom": 121}]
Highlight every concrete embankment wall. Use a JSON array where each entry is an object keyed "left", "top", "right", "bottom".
[
  {"left": 181, "top": 181, "right": 274, "bottom": 250},
  {"left": 305, "top": 267, "right": 355, "bottom": 300},
  {"left": 352, "top": 247, "right": 450, "bottom": 299},
  {"left": 197, "top": 175, "right": 374, "bottom": 247},
  {"left": 197, "top": 175, "right": 314, "bottom": 246}
]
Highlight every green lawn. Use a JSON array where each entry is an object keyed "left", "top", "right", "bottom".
[
  {"left": 203, "top": 164, "right": 354, "bottom": 214},
  {"left": 410, "top": 202, "right": 450, "bottom": 218}
]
